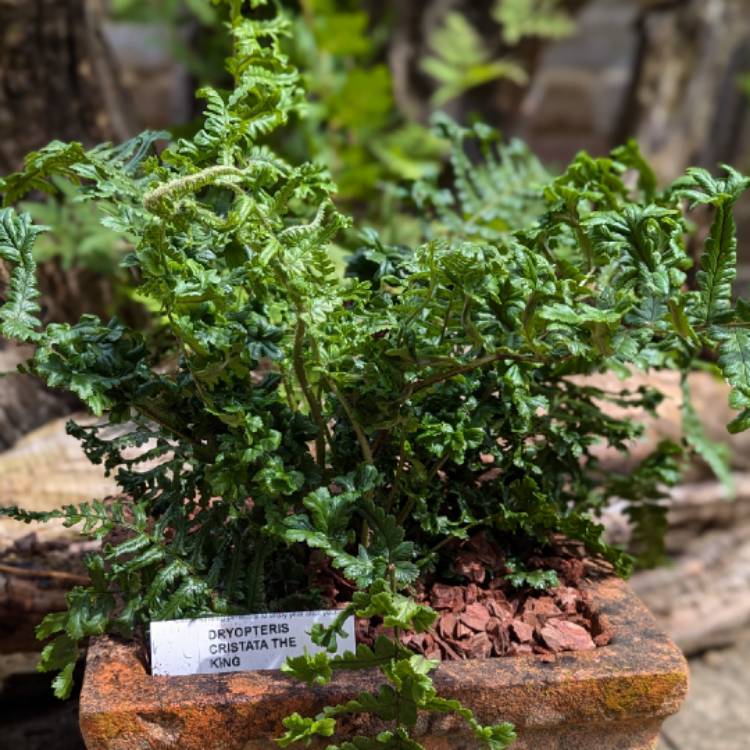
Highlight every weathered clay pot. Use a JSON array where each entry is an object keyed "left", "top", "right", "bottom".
[{"left": 79, "top": 578, "right": 688, "bottom": 750}]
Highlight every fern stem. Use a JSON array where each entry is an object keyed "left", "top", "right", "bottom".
[
  {"left": 400, "top": 349, "right": 556, "bottom": 401},
  {"left": 325, "top": 376, "right": 373, "bottom": 544},
  {"left": 384, "top": 431, "right": 406, "bottom": 515},
  {"left": 293, "top": 314, "right": 328, "bottom": 471},
  {"left": 134, "top": 401, "right": 212, "bottom": 462},
  {"left": 395, "top": 454, "right": 448, "bottom": 527},
  {"left": 325, "top": 376, "right": 373, "bottom": 466}
]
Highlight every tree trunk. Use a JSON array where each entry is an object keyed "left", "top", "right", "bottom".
[
  {"left": 0, "top": 0, "right": 134, "bottom": 174},
  {"left": 620, "top": 0, "right": 750, "bottom": 181}
]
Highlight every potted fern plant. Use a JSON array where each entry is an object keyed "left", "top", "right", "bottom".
[{"left": 2, "top": 2, "right": 747, "bottom": 748}]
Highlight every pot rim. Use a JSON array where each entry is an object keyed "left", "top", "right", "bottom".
[{"left": 79, "top": 576, "right": 688, "bottom": 745}]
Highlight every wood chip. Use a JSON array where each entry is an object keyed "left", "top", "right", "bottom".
[
  {"left": 509, "top": 643, "right": 533, "bottom": 655},
  {"left": 592, "top": 613, "right": 614, "bottom": 647},
  {"left": 487, "top": 618, "right": 510, "bottom": 655},
  {"left": 460, "top": 602, "right": 491, "bottom": 632},
  {"left": 438, "top": 611, "right": 458, "bottom": 639},
  {"left": 553, "top": 586, "right": 580, "bottom": 613},
  {"left": 540, "top": 620, "right": 595, "bottom": 652},
  {"left": 453, "top": 551, "right": 486, "bottom": 583},
  {"left": 430, "top": 583, "right": 465, "bottom": 611},
  {"left": 455, "top": 631, "right": 493, "bottom": 658},
  {"left": 486, "top": 589, "right": 514, "bottom": 615},
  {"left": 510, "top": 619, "right": 534, "bottom": 643},
  {"left": 525, "top": 596, "right": 563, "bottom": 619}
]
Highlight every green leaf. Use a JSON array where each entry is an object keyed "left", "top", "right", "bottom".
[
  {"left": 51, "top": 662, "right": 77, "bottom": 701},
  {"left": 682, "top": 376, "right": 734, "bottom": 496},
  {"left": 282, "top": 650, "right": 333, "bottom": 686},
  {"left": 611, "top": 139, "right": 658, "bottom": 202},
  {"left": 276, "top": 712, "right": 336, "bottom": 747},
  {"left": 539, "top": 302, "right": 620, "bottom": 325},
  {"left": 715, "top": 326, "right": 750, "bottom": 422},
  {"left": 0, "top": 208, "right": 44, "bottom": 341},
  {"left": 38, "top": 634, "right": 79, "bottom": 699},
  {"left": 472, "top": 721, "right": 517, "bottom": 750},
  {"left": 0, "top": 141, "right": 87, "bottom": 205},
  {"left": 700, "top": 199, "right": 738, "bottom": 322},
  {"left": 35, "top": 612, "right": 68, "bottom": 641},
  {"left": 493, "top": 0, "right": 574, "bottom": 45},
  {"left": 673, "top": 167, "right": 750, "bottom": 322},
  {"left": 352, "top": 583, "right": 437, "bottom": 633},
  {"left": 504, "top": 564, "right": 559, "bottom": 590},
  {"left": 331, "top": 636, "right": 407, "bottom": 671},
  {"left": 421, "top": 13, "right": 527, "bottom": 105}
]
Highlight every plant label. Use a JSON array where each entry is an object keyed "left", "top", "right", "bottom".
[{"left": 150, "top": 609, "right": 355, "bottom": 676}]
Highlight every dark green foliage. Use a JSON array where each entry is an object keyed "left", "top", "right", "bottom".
[
  {"left": 413, "top": 114, "right": 549, "bottom": 240},
  {"left": 1, "top": 3, "right": 750, "bottom": 749},
  {"left": 0, "top": 208, "right": 44, "bottom": 341}
]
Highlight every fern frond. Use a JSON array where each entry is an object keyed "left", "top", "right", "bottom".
[
  {"left": 493, "top": 0, "right": 575, "bottom": 45},
  {"left": 0, "top": 208, "right": 44, "bottom": 341},
  {"left": 681, "top": 375, "right": 734, "bottom": 495},
  {"left": 700, "top": 200, "right": 738, "bottom": 322},
  {"left": 672, "top": 167, "right": 750, "bottom": 323},
  {"left": 421, "top": 12, "right": 527, "bottom": 106},
  {"left": 611, "top": 139, "right": 657, "bottom": 202},
  {"left": 670, "top": 167, "right": 748, "bottom": 322},
  {"left": 414, "top": 115, "right": 548, "bottom": 240},
  {"left": 714, "top": 325, "right": 750, "bottom": 433},
  {"left": 0, "top": 141, "right": 87, "bottom": 205}
]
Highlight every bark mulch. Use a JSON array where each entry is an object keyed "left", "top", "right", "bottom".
[{"left": 354, "top": 533, "right": 614, "bottom": 660}]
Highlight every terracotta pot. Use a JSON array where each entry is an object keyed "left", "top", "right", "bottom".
[{"left": 79, "top": 577, "right": 688, "bottom": 750}]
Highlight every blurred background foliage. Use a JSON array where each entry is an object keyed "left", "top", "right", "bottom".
[{"left": 4, "top": 0, "right": 750, "bottom": 322}]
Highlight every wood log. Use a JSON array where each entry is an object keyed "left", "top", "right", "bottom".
[
  {"left": 0, "top": 344, "right": 78, "bottom": 452},
  {"left": 0, "top": 414, "right": 119, "bottom": 651},
  {"left": 0, "top": 530, "right": 96, "bottom": 653},
  {"left": 631, "top": 519, "right": 750, "bottom": 655},
  {"left": 622, "top": 0, "right": 750, "bottom": 181}
]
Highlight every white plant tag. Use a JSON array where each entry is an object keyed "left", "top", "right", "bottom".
[{"left": 150, "top": 609, "right": 355, "bottom": 676}]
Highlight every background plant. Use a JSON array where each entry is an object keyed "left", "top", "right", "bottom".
[
  {"left": 14, "top": 0, "right": 579, "bottom": 301},
  {"left": 1, "top": 2, "right": 749, "bottom": 750}
]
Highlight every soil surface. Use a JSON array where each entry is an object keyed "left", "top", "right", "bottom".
[{"left": 356, "top": 533, "right": 613, "bottom": 660}]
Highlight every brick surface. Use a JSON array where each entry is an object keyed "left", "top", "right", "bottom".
[{"left": 79, "top": 578, "right": 688, "bottom": 750}]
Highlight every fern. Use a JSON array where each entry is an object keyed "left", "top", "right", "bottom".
[
  {"left": 3, "top": 5, "right": 750, "bottom": 750},
  {"left": 0, "top": 141, "right": 88, "bottom": 205},
  {"left": 0, "top": 208, "right": 44, "bottom": 341},
  {"left": 673, "top": 167, "right": 750, "bottom": 323},
  {"left": 714, "top": 326, "right": 750, "bottom": 433},
  {"left": 413, "top": 114, "right": 549, "bottom": 240},
  {"left": 421, "top": 12, "right": 527, "bottom": 106},
  {"left": 493, "top": 0, "right": 575, "bottom": 45}
]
